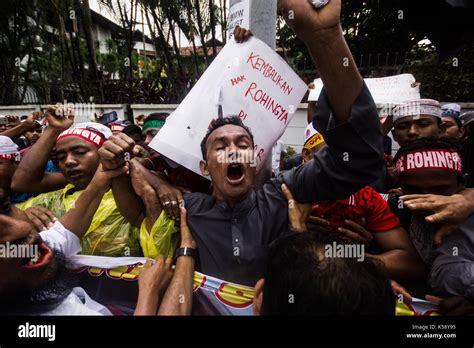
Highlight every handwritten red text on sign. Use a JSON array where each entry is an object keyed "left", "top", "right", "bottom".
[
  {"left": 247, "top": 52, "right": 294, "bottom": 96},
  {"left": 245, "top": 82, "right": 289, "bottom": 124}
]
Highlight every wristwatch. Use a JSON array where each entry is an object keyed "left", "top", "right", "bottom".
[{"left": 175, "top": 247, "right": 197, "bottom": 260}]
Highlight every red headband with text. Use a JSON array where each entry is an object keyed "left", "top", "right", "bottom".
[
  {"left": 57, "top": 128, "right": 105, "bottom": 148},
  {"left": 0, "top": 153, "right": 16, "bottom": 161},
  {"left": 395, "top": 149, "right": 463, "bottom": 175}
]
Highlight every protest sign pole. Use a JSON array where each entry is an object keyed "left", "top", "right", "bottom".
[{"left": 229, "top": 0, "right": 278, "bottom": 188}]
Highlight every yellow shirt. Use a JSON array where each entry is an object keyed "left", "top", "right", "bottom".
[{"left": 17, "top": 184, "right": 141, "bottom": 257}]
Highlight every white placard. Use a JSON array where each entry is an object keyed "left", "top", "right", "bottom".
[
  {"left": 149, "top": 36, "right": 308, "bottom": 177},
  {"left": 307, "top": 74, "right": 420, "bottom": 104},
  {"left": 227, "top": 0, "right": 250, "bottom": 41}
]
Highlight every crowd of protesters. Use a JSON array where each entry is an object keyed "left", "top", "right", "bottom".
[{"left": 0, "top": 0, "right": 473, "bottom": 316}]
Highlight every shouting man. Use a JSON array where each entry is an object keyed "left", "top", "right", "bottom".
[{"left": 99, "top": 0, "right": 385, "bottom": 286}]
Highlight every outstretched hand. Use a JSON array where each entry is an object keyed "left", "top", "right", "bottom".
[
  {"left": 24, "top": 206, "right": 57, "bottom": 232},
  {"left": 138, "top": 256, "right": 173, "bottom": 296},
  {"left": 400, "top": 193, "right": 474, "bottom": 244},
  {"left": 337, "top": 219, "right": 373, "bottom": 246},
  {"left": 135, "top": 255, "right": 174, "bottom": 315},
  {"left": 281, "top": 183, "right": 311, "bottom": 232}
]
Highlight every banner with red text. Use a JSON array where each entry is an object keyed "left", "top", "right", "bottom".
[
  {"left": 71, "top": 255, "right": 437, "bottom": 316},
  {"left": 149, "top": 36, "right": 308, "bottom": 177}
]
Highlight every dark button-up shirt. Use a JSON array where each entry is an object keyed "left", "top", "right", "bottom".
[{"left": 184, "top": 83, "right": 384, "bottom": 286}]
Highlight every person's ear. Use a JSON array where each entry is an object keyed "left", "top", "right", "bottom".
[
  {"left": 199, "top": 160, "right": 209, "bottom": 177},
  {"left": 253, "top": 278, "right": 264, "bottom": 316},
  {"left": 302, "top": 148, "right": 311, "bottom": 162}
]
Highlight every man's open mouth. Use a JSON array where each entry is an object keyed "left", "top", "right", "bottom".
[
  {"left": 15, "top": 234, "right": 53, "bottom": 270},
  {"left": 226, "top": 163, "right": 245, "bottom": 185}
]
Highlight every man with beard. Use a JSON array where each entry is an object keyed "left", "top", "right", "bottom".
[
  {"left": 0, "top": 164, "right": 126, "bottom": 314},
  {"left": 11, "top": 106, "right": 141, "bottom": 256},
  {"left": 0, "top": 163, "right": 179, "bottom": 315},
  {"left": 98, "top": 0, "right": 386, "bottom": 286}
]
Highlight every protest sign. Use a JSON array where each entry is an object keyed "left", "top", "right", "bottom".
[
  {"left": 149, "top": 36, "right": 308, "bottom": 177},
  {"left": 227, "top": 0, "right": 250, "bottom": 41},
  {"left": 308, "top": 74, "right": 420, "bottom": 104}
]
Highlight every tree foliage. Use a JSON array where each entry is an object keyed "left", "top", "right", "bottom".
[{"left": 0, "top": 0, "right": 472, "bottom": 105}]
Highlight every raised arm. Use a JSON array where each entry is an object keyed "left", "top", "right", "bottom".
[
  {"left": 274, "top": 0, "right": 383, "bottom": 202},
  {"left": 279, "top": 0, "right": 362, "bottom": 123},
  {"left": 59, "top": 163, "right": 127, "bottom": 238},
  {"left": 369, "top": 226, "right": 426, "bottom": 283},
  {"left": 98, "top": 133, "right": 146, "bottom": 227},
  {"left": 1, "top": 112, "right": 40, "bottom": 141},
  {"left": 129, "top": 159, "right": 163, "bottom": 230},
  {"left": 158, "top": 208, "right": 196, "bottom": 316},
  {"left": 11, "top": 108, "right": 72, "bottom": 194},
  {"left": 134, "top": 256, "right": 173, "bottom": 316},
  {"left": 99, "top": 133, "right": 184, "bottom": 226}
]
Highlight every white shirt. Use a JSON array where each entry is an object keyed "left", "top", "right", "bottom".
[
  {"left": 271, "top": 140, "right": 286, "bottom": 175},
  {"left": 39, "top": 221, "right": 112, "bottom": 316}
]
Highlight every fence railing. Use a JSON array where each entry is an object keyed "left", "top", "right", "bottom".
[{"left": 2, "top": 51, "right": 472, "bottom": 105}]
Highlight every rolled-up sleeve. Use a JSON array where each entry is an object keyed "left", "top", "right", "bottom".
[{"left": 280, "top": 82, "right": 384, "bottom": 202}]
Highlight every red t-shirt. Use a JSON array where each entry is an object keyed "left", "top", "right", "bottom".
[{"left": 312, "top": 185, "right": 400, "bottom": 233}]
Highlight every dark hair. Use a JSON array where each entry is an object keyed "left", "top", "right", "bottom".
[
  {"left": 122, "top": 124, "right": 143, "bottom": 138},
  {"left": 200, "top": 116, "right": 254, "bottom": 160},
  {"left": 394, "top": 137, "right": 462, "bottom": 161},
  {"left": 261, "top": 233, "right": 395, "bottom": 316},
  {"left": 146, "top": 112, "right": 169, "bottom": 122}
]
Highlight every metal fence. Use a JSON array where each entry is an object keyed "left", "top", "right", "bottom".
[{"left": 2, "top": 51, "right": 473, "bottom": 105}]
